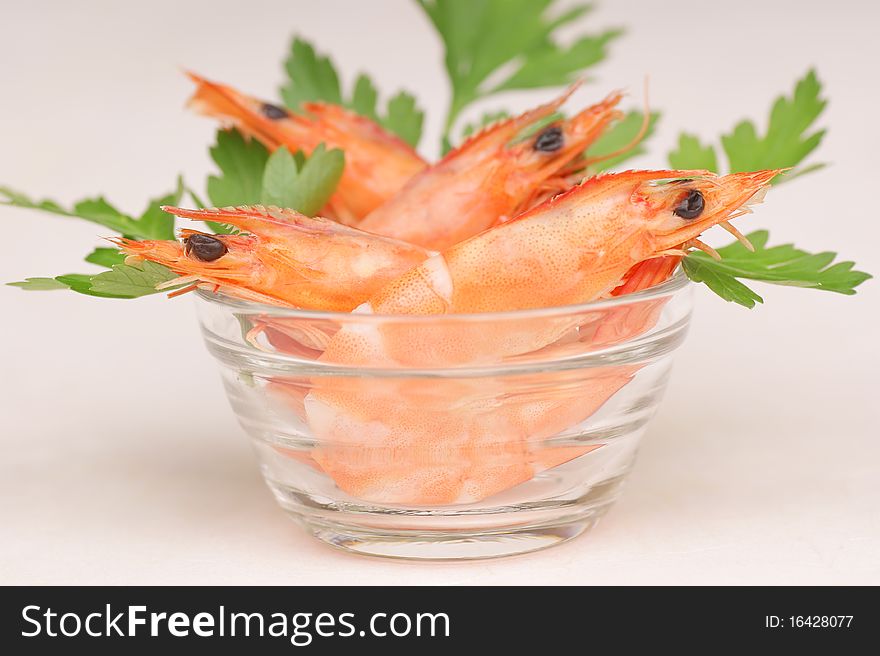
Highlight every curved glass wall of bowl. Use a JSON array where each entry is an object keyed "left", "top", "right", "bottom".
[{"left": 194, "top": 271, "right": 693, "bottom": 560}]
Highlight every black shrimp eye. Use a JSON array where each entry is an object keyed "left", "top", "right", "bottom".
[
  {"left": 185, "top": 234, "right": 228, "bottom": 262},
  {"left": 673, "top": 189, "right": 705, "bottom": 220},
  {"left": 533, "top": 126, "right": 564, "bottom": 153},
  {"left": 260, "top": 102, "right": 289, "bottom": 120}
]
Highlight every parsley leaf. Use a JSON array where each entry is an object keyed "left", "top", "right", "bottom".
[
  {"left": 668, "top": 133, "right": 718, "bottom": 171},
  {"left": 682, "top": 231, "right": 871, "bottom": 308},
  {"left": 668, "top": 70, "right": 826, "bottom": 183},
  {"left": 260, "top": 147, "right": 301, "bottom": 209},
  {"left": 260, "top": 144, "right": 345, "bottom": 215},
  {"left": 85, "top": 247, "right": 126, "bottom": 268},
  {"left": 4, "top": 178, "right": 183, "bottom": 297},
  {"left": 136, "top": 182, "right": 184, "bottom": 240},
  {"left": 0, "top": 176, "right": 183, "bottom": 240},
  {"left": 8, "top": 273, "right": 132, "bottom": 298},
  {"left": 88, "top": 261, "right": 181, "bottom": 298},
  {"left": 206, "top": 129, "right": 270, "bottom": 207},
  {"left": 383, "top": 92, "right": 425, "bottom": 148},
  {"left": 722, "top": 70, "right": 826, "bottom": 177},
  {"left": 55, "top": 273, "right": 139, "bottom": 299},
  {"left": 7, "top": 263, "right": 177, "bottom": 299},
  {"left": 7, "top": 278, "right": 70, "bottom": 291},
  {"left": 666, "top": 71, "right": 867, "bottom": 307},
  {"left": 280, "top": 37, "right": 424, "bottom": 147},
  {"left": 281, "top": 37, "right": 343, "bottom": 108},
  {"left": 207, "top": 134, "right": 345, "bottom": 218},
  {"left": 417, "top": 0, "right": 621, "bottom": 146}
]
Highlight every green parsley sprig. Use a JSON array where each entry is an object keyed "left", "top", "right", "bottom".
[
  {"left": 1, "top": 177, "right": 182, "bottom": 241},
  {"left": 682, "top": 231, "right": 871, "bottom": 309},
  {"left": 281, "top": 38, "right": 425, "bottom": 148},
  {"left": 669, "top": 69, "right": 826, "bottom": 183},
  {"left": 202, "top": 129, "right": 344, "bottom": 221},
  {"left": 668, "top": 69, "right": 869, "bottom": 306},
  {"left": 6, "top": 133, "right": 344, "bottom": 298},
  {"left": 3, "top": 179, "right": 184, "bottom": 298},
  {"left": 416, "top": 0, "right": 622, "bottom": 150}
]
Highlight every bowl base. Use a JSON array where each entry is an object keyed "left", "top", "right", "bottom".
[
  {"left": 265, "top": 457, "right": 631, "bottom": 560},
  {"left": 298, "top": 513, "right": 605, "bottom": 560}
]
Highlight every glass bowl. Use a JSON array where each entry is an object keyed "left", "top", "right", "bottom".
[{"left": 194, "top": 270, "right": 692, "bottom": 560}]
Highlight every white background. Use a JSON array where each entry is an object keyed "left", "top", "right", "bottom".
[{"left": 1, "top": 0, "right": 878, "bottom": 584}]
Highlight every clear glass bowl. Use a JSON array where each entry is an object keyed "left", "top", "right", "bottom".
[{"left": 194, "top": 271, "right": 692, "bottom": 560}]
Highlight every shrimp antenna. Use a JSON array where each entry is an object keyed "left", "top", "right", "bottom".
[{"left": 583, "top": 77, "right": 652, "bottom": 169}]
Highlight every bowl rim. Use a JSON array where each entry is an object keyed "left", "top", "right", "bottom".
[{"left": 195, "top": 267, "right": 690, "bottom": 323}]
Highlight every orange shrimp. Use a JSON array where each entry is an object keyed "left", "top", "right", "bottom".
[
  {"left": 186, "top": 73, "right": 426, "bottom": 224},
  {"left": 115, "top": 205, "right": 432, "bottom": 311},
  {"left": 368, "top": 169, "right": 776, "bottom": 317},
  {"left": 305, "top": 169, "right": 779, "bottom": 504},
  {"left": 357, "top": 87, "right": 623, "bottom": 250}
]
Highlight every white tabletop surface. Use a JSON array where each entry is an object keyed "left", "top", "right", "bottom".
[{"left": 2, "top": 0, "right": 878, "bottom": 585}]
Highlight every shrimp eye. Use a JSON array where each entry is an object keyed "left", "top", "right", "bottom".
[
  {"left": 673, "top": 190, "right": 704, "bottom": 219},
  {"left": 185, "top": 234, "right": 227, "bottom": 262},
  {"left": 261, "top": 102, "right": 288, "bottom": 120},
  {"left": 534, "top": 126, "right": 564, "bottom": 153}
]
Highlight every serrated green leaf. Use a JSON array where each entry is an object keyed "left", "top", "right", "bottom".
[
  {"left": 682, "top": 256, "right": 764, "bottom": 308},
  {"left": 683, "top": 230, "right": 871, "bottom": 306},
  {"left": 283, "top": 144, "right": 345, "bottom": 217},
  {"left": 667, "top": 70, "right": 827, "bottom": 186},
  {"left": 0, "top": 189, "right": 139, "bottom": 236},
  {"left": 586, "top": 110, "right": 659, "bottom": 172},
  {"left": 7, "top": 277, "right": 70, "bottom": 291},
  {"left": 8, "top": 273, "right": 135, "bottom": 298},
  {"left": 84, "top": 247, "right": 126, "bottom": 268},
  {"left": 279, "top": 37, "right": 425, "bottom": 146},
  {"left": 720, "top": 69, "right": 827, "bottom": 180},
  {"left": 383, "top": 92, "right": 424, "bottom": 147},
  {"left": 258, "top": 144, "right": 345, "bottom": 216},
  {"left": 203, "top": 128, "right": 343, "bottom": 220},
  {"left": 136, "top": 175, "right": 184, "bottom": 240},
  {"left": 668, "top": 133, "right": 718, "bottom": 171},
  {"left": 54, "top": 273, "right": 133, "bottom": 298},
  {"left": 418, "top": 0, "right": 620, "bottom": 146},
  {"left": 350, "top": 74, "right": 380, "bottom": 121},
  {"left": 494, "top": 30, "right": 623, "bottom": 92},
  {"left": 0, "top": 186, "right": 65, "bottom": 213},
  {"left": 281, "top": 37, "right": 343, "bottom": 110},
  {"left": 88, "top": 261, "right": 180, "bottom": 298},
  {"left": 206, "top": 129, "right": 270, "bottom": 208},
  {"left": 1, "top": 181, "right": 182, "bottom": 240},
  {"left": 261, "top": 147, "right": 301, "bottom": 208}
]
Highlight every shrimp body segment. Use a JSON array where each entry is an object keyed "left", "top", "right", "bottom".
[
  {"left": 117, "top": 205, "right": 433, "bottom": 311},
  {"left": 187, "top": 73, "right": 426, "bottom": 224},
  {"left": 357, "top": 88, "right": 624, "bottom": 250}
]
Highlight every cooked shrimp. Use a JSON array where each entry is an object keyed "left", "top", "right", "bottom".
[
  {"left": 186, "top": 73, "right": 426, "bottom": 224},
  {"left": 114, "top": 205, "right": 432, "bottom": 311},
  {"left": 357, "top": 87, "right": 623, "bottom": 249},
  {"left": 369, "top": 169, "right": 776, "bottom": 315},
  {"left": 304, "top": 169, "right": 779, "bottom": 504}
]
